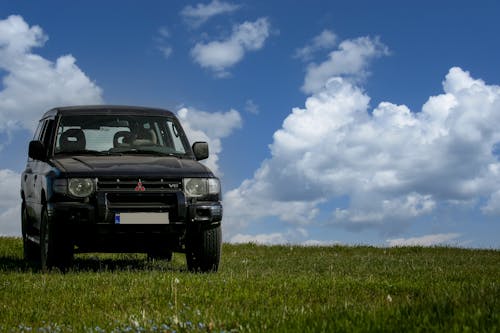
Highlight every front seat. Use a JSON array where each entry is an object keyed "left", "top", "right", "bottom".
[
  {"left": 59, "top": 128, "right": 86, "bottom": 152},
  {"left": 133, "top": 129, "right": 157, "bottom": 146}
]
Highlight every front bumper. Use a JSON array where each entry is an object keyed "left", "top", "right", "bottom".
[
  {"left": 46, "top": 197, "right": 222, "bottom": 253},
  {"left": 47, "top": 196, "right": 222, "bottom": 225}
]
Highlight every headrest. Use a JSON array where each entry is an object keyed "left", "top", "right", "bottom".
[
  {"left": 59, "top": 128, "right": 86, "bottom": 152},
  {"left": 113, "top": 131, "right": 131, "bottom": 147},
  {"left": 133, "top": 129, "right": 157, "bottom": 146}
]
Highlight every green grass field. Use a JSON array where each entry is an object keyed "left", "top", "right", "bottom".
[{"left": 0, "top": 237, "right": 499, "bottom": 332}]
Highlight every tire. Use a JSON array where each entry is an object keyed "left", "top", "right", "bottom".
[
  {"left": 186, "top": 226, "right": 221, "bottom": 273},
  {"left": 147, "top": 249, "right": 173, "bottom": 262},
  {"left": 40, "top": 207, "right": 73, "bottom": 271},
  {"left": 21, "top": 203, "right": 39, "bottom": 262}
]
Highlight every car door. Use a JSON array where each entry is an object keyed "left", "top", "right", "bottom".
[
  {"left": 23, "top": 118, "right": 54, "bottom": 227},
  {"left": 23, "top": 119, "right": 46, "bottom": 207}
]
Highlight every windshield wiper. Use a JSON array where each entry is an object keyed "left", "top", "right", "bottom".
[
  {"left": 55, "top": 150, "right": 122, "bottom": 156},
  {"left": 119, "top": 149, "right": 183, "bottom": 158}
]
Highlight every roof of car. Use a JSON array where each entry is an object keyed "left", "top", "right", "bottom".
[{"left": 42, "top": 105, "right": 176, "bottom": 118}]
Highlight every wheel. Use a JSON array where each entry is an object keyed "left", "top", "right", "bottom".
[
  {"left": 147, "top": 249, "right": 173, "bottom": 262},
  {"left": 186, "top": 226, "right": 221, "bottom": 272},
  {"left": 40, "top": 207, "right": 73, "bottom": 271},
  {"left": 21, "top": 203, "right": 39, "bottom": 262}
]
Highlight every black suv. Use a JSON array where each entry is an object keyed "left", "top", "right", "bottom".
[{"left": 21, "top": 106, "right": 222, "bottom": 272}]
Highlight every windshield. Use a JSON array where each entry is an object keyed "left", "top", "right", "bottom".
[{"left": 53, "top": 114, "right": 190, "bottom": 157}]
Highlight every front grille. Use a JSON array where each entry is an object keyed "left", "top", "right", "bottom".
[
  {"left": 97, "top": 177, "right": 182, "bottom": 192},
  {"left": 96, "top": 177, "right": 186, "bottom": 222},
  {"left": 106, "top": 193, "right": 177, "bottom": 211}
]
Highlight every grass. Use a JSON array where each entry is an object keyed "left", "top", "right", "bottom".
[{"left": 0, "top": 237, "right": 499, "bottom": 332}]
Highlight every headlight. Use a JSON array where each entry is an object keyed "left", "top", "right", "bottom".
[
  {"left": 54, "top": 178, "right": 95, "bottom": 198},
  {"left": 68, "top": 178, "right": 94, "bottom": 197},
  {"left": 183, "top": 178, "right": 220, "bottom": 198}
]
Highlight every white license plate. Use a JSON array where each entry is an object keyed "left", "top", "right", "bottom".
[{"left": 115, "top": 212, "right": 169, "bottom": 225}]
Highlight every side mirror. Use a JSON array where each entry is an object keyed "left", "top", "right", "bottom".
[
  {"left": 192, "top": 142, "right": 209, "bottom": 161},
  {"left": 28, "top": 140, "right": 46, "bottom": 161}
]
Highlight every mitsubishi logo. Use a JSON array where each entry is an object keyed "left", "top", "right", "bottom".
[{"left": 135, "top": 179, "right": 146, "bottom": 192}]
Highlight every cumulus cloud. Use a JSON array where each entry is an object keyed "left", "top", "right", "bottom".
[
  {"left": 229, "top": 228, "right": 310, "bottom": 245},
  {"left": 0, "top": 169, "right": 21, "bottom": 236},
  {"left": 230, "top": 232, "right": 288, "bottom": 245},
  {"left": 0, "top": 15, "right": 103, "bottom": 236},
  {"left": 0, "top": 15, "right": 103, "bottom": 133},
  {"left": 293, "top": 29, "right": 337, "bottom": 62},
  {"left": 302, "top": 36, "right": 388, "bottom": 94},
  {"left": 229, "top": 228, "right": 341, "bottom": 246},
  {"left": 302, "top": 239, "right": 341, "bottom": 246},
  {"left": 177, "top": 107, "right": 242, "bottom": 175},
  {"left": 191, "top": 18, "right": 270, "bottom": 77},
  {"left": 482, "top": 189, "right": 500, "bottom": 215},
  {"left": 334, "top": 193, "right": 436, "bottom": 228},
  {"left": 181, "top": 0, "right": 241, "bottom": 28},
  {"left": 224, "top": 33, "right": 500, "bottom": 237},
  {"left": 386, "top": 233, "right": 461, "bottom": 247}
]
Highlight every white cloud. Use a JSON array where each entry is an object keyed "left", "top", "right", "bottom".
[
  {"left": 229, "top": 228, "right": 312, "bottom": 245},
  {"left": 224, "top": 33, "right": 500, "bottom": 236},
  {"left": 481, "top": 189, "right": 500, "bottom": 215},
  {"left": 302, "top": 239, "right": 341, "bottom": 246},
  {"left": 386, "top": 233, "right": 461, "bottom": 247},
  {"left": 181, "top": 0, "right": 241, "bottom": 28},
  {"left": 0, "top": 205, "right": 20, "bottom": 236},
  {"left": 177, "top": 107, "right": 242, "bottom": 175},
  {"left": 159, "top": 46, "right": 173, "bottom": 59},
  {"left": 158, "top": 26, "right": 170, "bottom": 38},
  {"left": 230, "top": 232, "right": 288, "bottom": 245},
  {"left": 0, "top": 15, "right": 103, "bottom": 133},
  {"left": 294, "top": 29, "right": 337, "bottom": 62},
  {"left": 0, "top": 15, "right": 102, "bottom": 236},
  {"left": 0, "top": 169, "right": 20, "bottom": 210},
  {"left": 229, "top": 228, "right": 341, "bottom": 246},
  {"left": 244, "top": 99, "right": 259, "bottom": 114},
  {"left": 302, "top": 36, "right": 389, "bottom": 94},
  {"left": 155, "top": 26, "right": 173, "bottom": 59},
  {"left": 191, "top": 18, "right": 270, "bottom": 77},
  {"left": 334, "top": 193, "right": 436, "bottom": 227},
  {"left": 0, "top": 169, "right": 21, "bottom": 236}
]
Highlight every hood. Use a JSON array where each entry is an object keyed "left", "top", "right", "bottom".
[{"left": 52, "top": 155, "right": 213, "bottom": 178}]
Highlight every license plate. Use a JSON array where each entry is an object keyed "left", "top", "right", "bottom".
[{"left": 115, "top": 212, "right": 169, "bottom": 225}]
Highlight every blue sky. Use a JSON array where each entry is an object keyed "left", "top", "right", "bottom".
[{"left": 1, "top": 1, "right": 500, "bottom": 248}]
